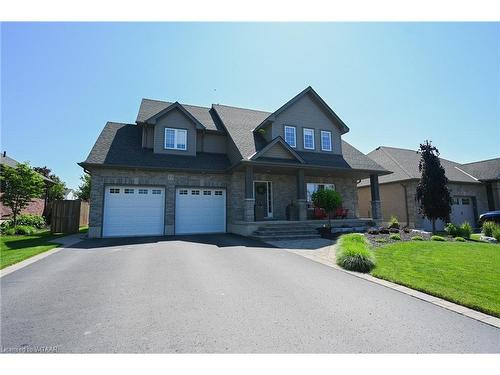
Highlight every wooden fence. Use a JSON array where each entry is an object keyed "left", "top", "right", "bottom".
[{"left": 50, "top": 200, "right": 89, "bottom": 234}]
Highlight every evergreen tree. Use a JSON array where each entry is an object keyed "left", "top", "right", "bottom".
[{"left": 416, "top": 140, "right": 451, "bottom": 233}]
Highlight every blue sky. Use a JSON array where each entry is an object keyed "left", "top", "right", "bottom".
[{"left": 2, "top": 22, "right": 499, "bottom": 189}]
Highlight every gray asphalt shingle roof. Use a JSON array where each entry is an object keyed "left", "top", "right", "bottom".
[
  {"left": 80, "top": 122, "right": 230, "bottom": 171},
  {"left": 83, "top": 98, "right": 388, "bottom": 174},
  {"left": 358, "top": 146, "right": 480, "bottom": 186},
  {"left": 137, "top": 99, "right": 221, "bottom": 132},
  {"left": 460, "top": 158, "right": 500, "bottom": 181},
  {"left": 212, "top": 104, "right": 387, "bottom": 172}
]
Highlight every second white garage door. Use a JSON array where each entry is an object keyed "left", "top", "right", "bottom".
[{"left": 175, "top": 188, "right": 226, "bottom": 234}]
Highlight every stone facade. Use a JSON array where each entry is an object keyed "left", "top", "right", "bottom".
[{"left": 88, "top": 166, "right": 361, "bottom": 238}]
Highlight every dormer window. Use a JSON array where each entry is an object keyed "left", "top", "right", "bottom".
[
  {"left": 321, "top": 130, "right": 332, "bottom": 151},
  {"left": 284, "top": 126, "right": 296, "bottom": 148},
  {"left": 303, "top": 128, "right": 315, "bottom": 150},
  {"left": 164, "top": 128, "right": 187, "bottom": 150}
]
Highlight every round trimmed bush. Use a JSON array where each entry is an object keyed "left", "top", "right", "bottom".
[
  {"left": 454, "top": 236, "right": 466, "bottom": 242},
  {"left": 411, "top": 235, "right": 424, "bottom": 241},
  {"left": 431, "top": 235, "right": 446, "bottom": 241},
  {"left": 389, "top": 233, "right": 401, "bottom": 241},
  {"left": 336, "top": 234, "right": 375, "bottom": 273}
]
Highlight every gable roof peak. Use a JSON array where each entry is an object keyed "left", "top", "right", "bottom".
[{"left": 253, "top": 86, "right": 350, "bottom": 134}]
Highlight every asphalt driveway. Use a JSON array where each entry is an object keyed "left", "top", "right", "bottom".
[{"left": 1, "top": 234, "right": 499, "bottom": 353}]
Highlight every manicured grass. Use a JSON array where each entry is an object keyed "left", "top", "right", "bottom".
[
  {"left": 372, "top": 241, "right": 500, "bottom": 317},
  {"left": 1, "top": 227, "right": 87, "bottom": 269}
]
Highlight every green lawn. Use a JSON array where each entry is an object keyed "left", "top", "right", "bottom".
[
  {"left": 0, "top": 227, "right": 87, "bottom": 270},
  {"left": 371, "top": 241, "right": 500, "bottom": 317}
]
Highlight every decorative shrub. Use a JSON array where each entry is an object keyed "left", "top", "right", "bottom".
[
  {"left": 444, "top": 223, "right": 459, "bottom": 237},
  {"left": 493, "top": 227, "right": 500, "bottom": 242},
  {"left": 336, "top": 233, "right": 375, "bottom": 273},
  {"left": 13, "top": 225, "right": 35, "bottom": 235},
  {"left": 2, "top": 227, "right": 16, "bottom": 235},
  {"left": 411, "top": 235, "right": 424, "bottom": 241},
  {"left": 0, "top": 214, "right": 46, "bottom": 230},
  {"left": 459, "top": 222, "right": 472, "bottom": 239},
  {"left": 431, "top": 235, "right": 446, "bottom": 241},
  {"left": 482, "top": 221, "right": 497, "bottom": 237},
  {"left": 454, "top": 236, "right": 466, "bottom": 242},
  {"left": 388, "top": 215, "right": 400, "bottom": 229},
  {"left": 389, "top": 233, "right": 401, "bottom": 241}
]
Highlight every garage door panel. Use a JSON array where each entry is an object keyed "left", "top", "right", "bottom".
[
  {"left": 175, "top": 188, "right": 226, "bottom": 234},
  {"left": 103, "top": 186, "right": 165, "bottom": 237}
]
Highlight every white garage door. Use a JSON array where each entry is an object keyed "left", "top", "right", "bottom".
[
  {"left": 103, "top": 186, "right": 165, "bottom": 237},
  {"left": 175, "top": 188, "right": 226, "bottom": 234},
  {"left": 450, "top": 196, "right": 475, "bottom": 226}
]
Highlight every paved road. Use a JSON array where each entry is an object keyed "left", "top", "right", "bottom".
[{"left": 1, "top": 234, "right": 499, "bottom": 353}]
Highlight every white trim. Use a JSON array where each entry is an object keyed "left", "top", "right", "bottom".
[
  {"left": 164, "top": 128, "right": 187, "bottom": 150},
  {"left": 303, "top": 128, "right": 315, "bottom": 150},
  {"left": 320, "top": 130, "right": 332, "bottom": 151},
  {"left": 283, "top": 125, "right": 296, "bottom": 148},
  {"left": 253, "top": 180, "right": 273, "bottom": 218}
]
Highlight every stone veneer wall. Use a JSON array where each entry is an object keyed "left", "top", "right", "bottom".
[
  {"left": 88, "top": 167, "right": 231, "bottom": 238},
  {"left": 88, "top": 167, "right": 361, "bottom": 238}
]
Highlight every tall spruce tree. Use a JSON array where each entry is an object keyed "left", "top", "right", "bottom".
[{"left": 416, "top": 140, "right": 451, "bottom": 233}]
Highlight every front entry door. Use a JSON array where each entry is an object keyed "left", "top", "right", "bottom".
[{"left": 254, "top": 181, "right": 272, "bottom": 220}]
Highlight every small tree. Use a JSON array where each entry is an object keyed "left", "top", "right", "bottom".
[
  {"left": 76, "top": 174, "right": 91, "bottom": 201},
  {"left": 34, "top": 165, "right": 66, "bottom": 222},
  {"left": 415, "top": 140, "right": 451, "bottom": 233},
  {"left": 0, "top": 163, "right": 45, "bottom": 226},
  {"left": 311, "top": 188, "right": 342, "bottom": 228}
]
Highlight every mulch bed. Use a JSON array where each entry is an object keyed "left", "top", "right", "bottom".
[{"left": 365, "top": 229, "right": 433, "bottom": 248}]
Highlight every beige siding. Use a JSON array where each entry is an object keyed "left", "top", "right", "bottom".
[
  {"left": 271, "top": 93, "right": 342, "bottom": 155},
  {"left": 153, "top": 108, "right": 197, "bottom": 156}
]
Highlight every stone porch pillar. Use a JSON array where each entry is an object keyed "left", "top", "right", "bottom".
[
  {"left": 244, "top": 165, "right": 255, "bottom": 221},
  {"left": 370, "top": 174, "right": 382, "bottom": 223},
  {"left": 296, "top": 169, "right": 307, "bottom": 221}
]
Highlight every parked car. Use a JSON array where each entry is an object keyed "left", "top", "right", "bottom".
[{"left": 479, "top": 211, "right": 500, "bottom": 225}]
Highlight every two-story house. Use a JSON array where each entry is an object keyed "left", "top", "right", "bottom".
[{"left": 79, "top": 87, "right": 388, "bottom": 238}]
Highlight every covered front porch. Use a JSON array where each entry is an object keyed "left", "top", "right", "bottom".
[{"left": 237, "top": 163, "right": 382, "bottom": 225}]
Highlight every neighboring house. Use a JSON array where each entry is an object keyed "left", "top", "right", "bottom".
[
  {"left": 0, "top": 152, "right": 53, "bottom": 219},
  {"left": 357, "top": 146, "right": 493, "bottom": 231},
  {"left": 460, "top": 158, "right": 500, "bottom": 211},
  {"left": 80, "top": 86, "right": 389, "bottom": 238},
  {"left": 64, "top": 188, "right": 77, "bottom": 200}
]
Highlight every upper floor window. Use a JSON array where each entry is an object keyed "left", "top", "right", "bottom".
[
  {"left": 164, "top": 128, "right": 187, "bottom": 150},
  {"left": 320, "top": 130, "right": 332, "bottom": 151},
  {"left": 284, "top": 126, "right": 296, "bottom": 148},
  {"left": 303, "top": 128, "right": 315, "bottom": 150}
]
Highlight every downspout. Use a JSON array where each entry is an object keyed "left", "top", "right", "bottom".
[{"left": 401, "top": 183, "right": 410, "bottom": 227}]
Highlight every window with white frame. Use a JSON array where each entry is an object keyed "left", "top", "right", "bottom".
[
  {"left": 284, "top": 126, "right": 296, "bottom": 148},
  {"left": 320, "top": 130, "right": 332, "bottom": 151},
  {"left": 164, "top": 128, "right": 187, "bottom": 150},
  {"left": 306, "top": 183, "right": 335, "bottom": 202},
  {"left": 303, "top": 128, "right": 315, "bottom": 150}
]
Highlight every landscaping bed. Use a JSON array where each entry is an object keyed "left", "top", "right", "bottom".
[{"left": 365, "top": 229, "right": 432, "bottom": 247}]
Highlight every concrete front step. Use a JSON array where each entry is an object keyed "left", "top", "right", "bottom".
[{"left": 250, "top": 233, "right": 322, "bottom": 241}]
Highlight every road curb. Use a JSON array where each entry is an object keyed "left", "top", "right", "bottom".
[{"left": 288, "top": 244, "right": 500, "bottom": 330}]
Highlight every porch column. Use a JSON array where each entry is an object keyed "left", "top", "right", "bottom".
[
  {"left": 296, "top": 169, "right": 307, "bottom": 221},
  {"left": 370, "top": 174, "right": 382, "bottom": 223},
  {"left": 244, "top": 165, "right": 255, "bottom": 221}
]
